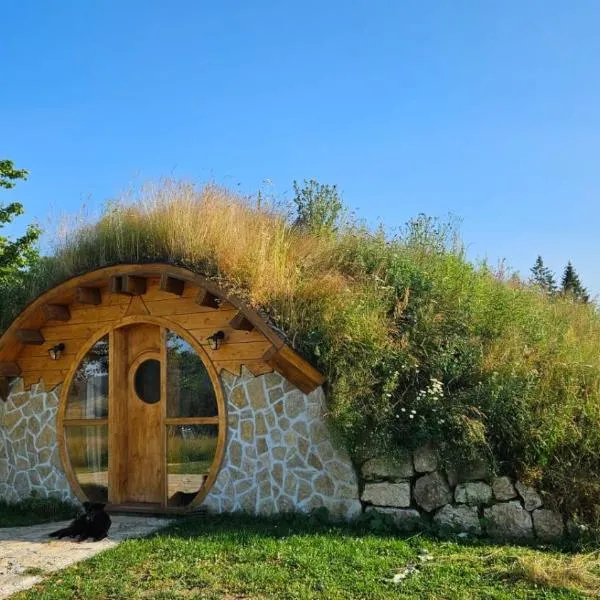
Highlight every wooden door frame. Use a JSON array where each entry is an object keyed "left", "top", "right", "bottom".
[{"left": 57, "top": 314, "right": 227, "bottom": 512}]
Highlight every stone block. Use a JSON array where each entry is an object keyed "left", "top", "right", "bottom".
[
  {"left": 413, "top": 444, "right": 437, "bottom": 473},
  {"left": 413, "top": 472, "right": 452, "bottom": 512},
  {"left": 361, "top": 454, "right": 413, "bottom": 481},
  {"left": 515, "top": 481, "right": 543, "bottom": 512},
  {"left": 362, "top": 482, "right": 411, "bottom": 507},
  {"left": 433, "top": 504, "right": 481, "bottom": 534},
  {"left": 484, "top": 501, "right": 533, "bottom": 539},
  {"left": 533, "top": 509, "right": 564, "bottom": 541},
  {"left": 246, "top": 378, "right": 267, "bottom": 410},
  {"left": 492, "top": 476, "right": 517, "bottom": 501},
  {"left": 454, "top": 482, "right": 493, "bottom": 506},
  {"left": 366, "top": 506, "right": 422, "bottom": 531}
]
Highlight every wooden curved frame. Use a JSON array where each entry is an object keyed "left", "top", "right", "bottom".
[
  {"left": 0, "top": 263, "right": 325, "bottom": 395},
  {"left": 57, "top": 314, "right": 228, "bottom": 512}
]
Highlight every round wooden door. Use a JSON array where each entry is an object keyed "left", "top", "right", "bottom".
[{"left": 61, "top": 319, "right": 225, "bottom": 512}]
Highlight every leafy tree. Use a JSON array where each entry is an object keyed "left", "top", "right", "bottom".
[
  {"left": 0, "top": 159, "right": 41, "bottom": 285},
  {"left": 561, "top": 261, "right": 588, "bottom": 302},
  {"left": 292, "top": 179, "right": 345, "bottom": 236},
  {"left": 529, "top": 255, "right": 557, "bottom": 295}
]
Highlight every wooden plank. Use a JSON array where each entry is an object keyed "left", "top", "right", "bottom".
[
  {"left": 196, "top": 288, "right": 220, "bottom": 309},
  {"left": 202, "top": 340, "right": 272, "bottom": 362},
  {"left": 15, "top": 329, "right": 45, "bottom": 345},
  {"left": 42, "top": 322, "right": 110, "bottom": 342},
  {"left": 189, "top": 327, "right": 266, "bottom": 344},
  {"left": 109, "top": 328, "right": 128, "bottom": 505},
  {"left": 18, "top": 355, "right": 72, "bottom": 372},
  {"left": 124, "top": 296, "right": 150, "bottom": 316},
  {"left": 21, "top": 370, "right": 67, "bottom": 388},
  {"left": 126, "top": 324, "right": 163, "bottom": 503},
  {"left": 143, "top": 277, "right": 198, "bottom": 301},
  {"left": 76, "top": 287, "right": 102, "bottom": 305},
  {"left": 145, "top": 297, "right": 216, "bottom": 317},
  {"left": 263, "top": 345, "right": 325, "bottom": 394},
  {"left": 229, "top": 312, "right": 255, "bottom": 332},
  {"left": 160, "top": 274, "right": 185, "bottom": 296},
  {"left": 0, "top": 362, "right": 21, "bottom": 377},
  {"left": 42, "top": 304, "right": 71, "bottom": 322},
  {"left": 170, "top": 309, "right": 238, "bottom": 330}
]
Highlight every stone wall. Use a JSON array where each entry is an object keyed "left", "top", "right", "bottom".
[
  {"left": 360, "top": 445, "right": 564, "bottom": 541},
  {"left": 0, "top": 369, "right": 361, "bottom": 518},
  {"left": 203, "top": 368, "right": 361, "bottom": 519},
  {"left": 0, "top": 379, "right": 75, "bottom": 503}
]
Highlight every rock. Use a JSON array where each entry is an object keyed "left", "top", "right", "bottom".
[
  {"left": 492, "top": 476, "right": 517, "bottom": 501},
  {"left": 454, "top": 482, "right": 493, "bottom": 506},
  {"left": 413, "top": 472, "right": 452, "bottom": 512},
  {"left": 361, "top": 454, "right": 413, "bottom": 480},
  {"left": 413, "top": 444, "right": 437, "bottom": 473},
  {"left": 433, "top": 504, "right": 481, "bottom": 534},
  {"left": 484, "top": 501, "right": 534, "bottom": 539},
  {"left": 533, "top": 509, "right": 564, "bottom": 541},
  {"left": 362, "top": 482, "right": 410, "bottom": 507},
  {"left": 365, "top": 506, "right": 423, "bottom": 531},
  {"left": 515, "top": 481, "right": 542, "bottom": 511}
]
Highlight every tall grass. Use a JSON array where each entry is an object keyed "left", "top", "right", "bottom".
[{"left": 2, "top": 181, "right": 600, "bottom": 522}]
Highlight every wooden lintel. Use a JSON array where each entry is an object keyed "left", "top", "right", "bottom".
[
  {"left": 42, "top": 303, "right": 71, "bottom": 322},
  {"left": 111, "top": 275, "right": 147, "bottom": 296},
  {"left": 15, "top": 329, "right": 45, "bottom": 345},
  {"left": 160, "top": 274, "right": 185, "bottom": 296},
  {"left": 76, "top": 286, "right": 101, "bottom": 305},
  {"left": 0, "top": 362, "right": 21, "bottom": 377},
  {"left": 229, "top": 312, "right": 255, "bottom": 332},
  {"left": 196, "top": 288, "right": 220, "bottom": 309}
]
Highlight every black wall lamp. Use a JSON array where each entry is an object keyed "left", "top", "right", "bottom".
[
  {"left": 207, "top": 330, "right": 225, "bottom": 351},
  {"left": 48, "top": 343, "right": 65, "bottom": 360}
]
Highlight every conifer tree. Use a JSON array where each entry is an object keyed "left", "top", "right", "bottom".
[
  {"left": 529, "top": 255, "right": 556, "bottom": 295},
  {"left": 561, "top": 261, "right": 588, "bottom": 302}
]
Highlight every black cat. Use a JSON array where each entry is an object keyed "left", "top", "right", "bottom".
[{"left": 49, "top": 501, "right": 111, "bottom": 542}]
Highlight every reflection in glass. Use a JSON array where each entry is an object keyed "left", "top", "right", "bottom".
[
  {"left": 65, "top": 336, "right": 109, "bottom": 419},
  {"left": 134, "top": 359, "right": 161, "bottom": 404},
  {"left": 167, "top": 425, "right": 218, "bottom": 506},
  {"left": 167, "top": 332, "right": 217, "bottom": 418},
  {"left": 65, "top": 425, "right": 108, "bottom": 502}
]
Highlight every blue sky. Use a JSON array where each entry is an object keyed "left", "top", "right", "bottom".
[{"left": 2, "top": 1, "right": 599, "bottom": 293}]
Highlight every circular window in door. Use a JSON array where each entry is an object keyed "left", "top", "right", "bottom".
[{"left": 60, "top": 320, "right": 226, "bottom": 512}]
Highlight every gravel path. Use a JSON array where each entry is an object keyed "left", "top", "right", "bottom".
[{"left": 0, "top": 515, "right": 171, "bottom": 599}]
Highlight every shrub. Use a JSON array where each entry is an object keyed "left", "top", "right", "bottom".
[{"left": 1, "top": 181, "right": 599, "bottom": 522}]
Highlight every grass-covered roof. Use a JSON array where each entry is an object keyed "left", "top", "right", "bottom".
[{"left": 2, "top": 180, "right": 600, "bottom": 522}]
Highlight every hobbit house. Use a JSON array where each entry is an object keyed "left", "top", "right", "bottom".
[{"left": 0, "top": 264, "right": 361, "bottom": 517}]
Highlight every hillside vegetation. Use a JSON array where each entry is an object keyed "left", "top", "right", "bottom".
[{"left": 1, "top": 181, "right": 599, "bottom": 522}]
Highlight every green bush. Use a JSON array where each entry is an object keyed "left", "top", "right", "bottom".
[{"left": 1, "top": 182, "right": 599, "bottom": 523}]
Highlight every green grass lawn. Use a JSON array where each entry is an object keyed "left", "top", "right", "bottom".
[{"left": 11, "top": 513, "right": 599, "bottom": 599}]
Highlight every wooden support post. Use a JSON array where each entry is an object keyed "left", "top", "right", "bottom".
[
  {"left": 160, "top": 274, "right": 185, "bottom": 296},
  {"left": 229, "top": 312, "right": 255, "bottom": 332},
  {"left": 42, "top": 304, "right": 71, "bottom": 321},
  {"left": 0, "top": 362, "right": 21, "bottom": 377},
  {"left": 15, "top": 329, "right": 45, "bottom": 345},
  {"left": 111, "top": 275, "right": 147, "bottom": 296},
  {"left": 196, "top": 288, "right": 220, "bottom": 309},
  {"left": 76, "top": 287, "right": 101, "bottom": 305}
]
